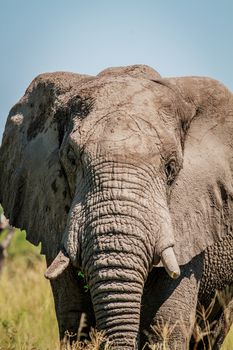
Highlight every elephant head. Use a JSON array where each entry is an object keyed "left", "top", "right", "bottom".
[{"left": 0, "top": 65, "right": 232, "bottom": 349}]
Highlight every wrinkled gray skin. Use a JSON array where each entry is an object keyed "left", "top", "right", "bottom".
[{"left": 0, "top": 65, "right": 233, "bottom": 349}]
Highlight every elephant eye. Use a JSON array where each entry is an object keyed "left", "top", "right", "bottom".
[
  {"left": 165, "top": 159, "right": 177, "bottom": 185},
  {"left": 67, "top": 147, "right": 76, "bottom": 166}
]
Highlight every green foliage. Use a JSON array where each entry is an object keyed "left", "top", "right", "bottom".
[
  {"left": 77, "top": 271, "right": 85, "bottom": 278},
  {"left": 8, "top": 229, "right": 41, "bottom": 257},
  {"left": 0, "top": 230, "right": 59, "bottom": 350},
  {"left": 77, "top": 270, "right": 89, "bottom": 292}
]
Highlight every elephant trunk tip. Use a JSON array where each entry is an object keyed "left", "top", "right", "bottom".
[
  {"left": 44, "top": 249, "right": 70, "bottom": 280},
  {"left": 161, "top": 246, "right": 180, "bottom": 279}
]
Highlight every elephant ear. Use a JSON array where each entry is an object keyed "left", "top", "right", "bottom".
[
  {"left": 168, "top": 77, "right": 233, "bottom": 265},
  {"left": 0, "top": 72, "right": 92, "bottom": 257}
]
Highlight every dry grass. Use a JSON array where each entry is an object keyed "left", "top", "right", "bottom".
[
  {"left": 192, "top": 288, "right": 233, "bottom": 350},
  {"left": 0, "top": 229, "right": 232, "bottom": 350},
  {"left": 60, "top": 330, "right": 107, "bottom": 350}
]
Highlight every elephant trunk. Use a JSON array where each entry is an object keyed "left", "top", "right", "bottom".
[
  {"left": 83, "top": 219, "right": 147, "bottom": 349},
  {"left": 89, "top": 262, "right": 142, "bottom": 349},
  {"left": 78, "top": 191, "right": 162, "bottom": 348}
]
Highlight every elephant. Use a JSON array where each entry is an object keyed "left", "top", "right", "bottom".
[{"left": 0, "top": 64, "right": 233, "bottom": 349}]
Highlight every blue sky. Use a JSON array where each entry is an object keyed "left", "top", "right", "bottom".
[{"left": 1, "top": 0, "right": 233, "bottom": 139}]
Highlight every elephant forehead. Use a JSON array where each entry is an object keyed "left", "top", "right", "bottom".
[
  {"left": 71, "top": 77, "right": 179, "bottom": 158},
  {"left": 82, "top": 112, "right": 162, "bottom": 161},
  {"left": 79, "top": 76, "right": 160, "bottom": 112},
  {"left": 101, "top": 113, "right": 161, "bottom": 140},
  {"left": 76, "top": 77, "right": 178, "bottom": 138}
]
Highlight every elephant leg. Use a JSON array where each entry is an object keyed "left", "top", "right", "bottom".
[
  {"left": 196, "top": 235, "right": 233, "bottom": 348},
  {"left": 46, "top": 257, "right": 95, "bottom": 345},
  {"left": 140, "top": 254, "right": 203, "bottom": 350}
]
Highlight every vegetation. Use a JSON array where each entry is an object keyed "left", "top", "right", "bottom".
[
  {"left": 0, "top": 230, "right": 58, "bottom": 350},
  {"left": 0, "top": 229, "right": 232, "bottom": 349}
]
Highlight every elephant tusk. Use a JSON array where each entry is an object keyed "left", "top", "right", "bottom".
[
  {"left": 161, "top": 247, "right": 180, "bottom": 279},
  {"left": 44, "top": 249, "right": 70, "bottom": 280}
]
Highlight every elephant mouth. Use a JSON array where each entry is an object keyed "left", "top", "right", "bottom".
[{"left": 44, "top": 245, "right": 180, "bottom": 280}]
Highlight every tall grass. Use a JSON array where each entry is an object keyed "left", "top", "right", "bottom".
[
  {"left": 0, "top": 229, "right": 232, "bottom": 349},
  {"left": 0, "top": 230, "right": 59, "bottom": 350}
]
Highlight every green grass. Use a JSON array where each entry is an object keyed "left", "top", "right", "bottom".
[
  {"left": 0, "top": 230, "right": 59, "bottom": 350},
  {"left": 0, "top": 229, "right": 232, "bottom": 349}
]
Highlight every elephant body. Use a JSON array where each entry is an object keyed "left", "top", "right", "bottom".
[{"left": 0, "top": 65, "right": 233, "bottom": 349}]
